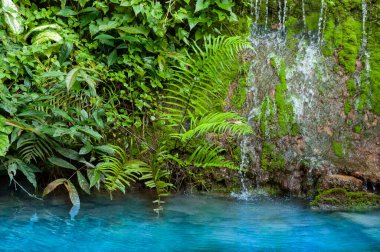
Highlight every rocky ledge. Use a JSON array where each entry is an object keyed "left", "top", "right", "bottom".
[{"left": 311, "top": 188, "right": 380, "bottom": 211}]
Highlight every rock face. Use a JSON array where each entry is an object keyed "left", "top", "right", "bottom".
[
  {"left": 319, "top": 175, "right": 363, "bottom": 192},
  {"left": 311, "top": 188, "right": 380, "bottom": 211}
]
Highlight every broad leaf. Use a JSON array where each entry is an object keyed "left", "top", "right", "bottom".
[
  {"left": 24, "top": 24, "right": 61, "bottom": 40},
  {"left": 48, "top": 156, "right": 77, "bottom": 170},
  {"left": 65, "top": 68, "right": 81, "bottom": 91},
  {"left": 77, "top": 171, "right": 91, "bottom": 194},
  {"left": 42, "top": 178, "right": 67, "bottom": 197},
  {"left": 195, "top": 0, "right": 210, "bottom": 12},
  {"left": 16, "top": 160, "right": 38, "bottom": 188},
  {"left": 64, "top": 180, "right": 80, "bottom": 206},
  {"left": 0, "top": 134, "right": 10, "bottom": 157},
  {"left": 2, "top": 0, "right": 23, "bottom": 34},
  {"left": 32, "top": 30, "right": 62, "bottom": 44}
]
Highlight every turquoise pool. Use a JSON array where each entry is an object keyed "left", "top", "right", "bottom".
[{"left": 1, "top": 193, "right": 379, "bottom": 251}]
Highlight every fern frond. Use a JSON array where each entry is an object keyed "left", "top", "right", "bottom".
[
  {"left": 171, "top": 112, "right": 253, "bottom": 142},
  {"left": 96, "top": 146, "right": 149, "bottom": 193},
  {"left": 184, "top": 144, "right": 241, "bottom": 170},
  {"left": 16, "top": 132, "right": 55, "bottom": 163},
  {"left": 163, "top": 36, "right": 252, "bottom": 131}
]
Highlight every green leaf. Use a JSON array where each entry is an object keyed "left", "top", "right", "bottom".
[
  {"left": 195, "top": 0, "right": 210, "bottom": 12},
  {"left": 94, "top": 145, "right": 115, "bottom": 154},
  {"left": 78, "top": 126, "right": 102, "bottom": 140},
  {"left": 24, "top": 24, "right": 61, "bottom": 40},
  {"left": 65, "top": 68, "right": 81, "bottom": 91},
  {"left": 82, "top": 72, "right": 97, "bottom": 96},
  {"left": 88, "top": 169, "right": 101, "bottom": 189},
  {"left": 42, "top": 178, "right": 67, "bottom": 197},
  {"left": 48, "top": 156, "right": 77, "bottom": 170},
  {"left": 77, "top": 171, "right": 91, "bottom": 194},
  {"left": 16, "top": 160, "right": 38, "bottom": 188},
  {"left": 117, "top": 26, "right": 150, "bottom": 37},
  {"left": 32, "top": 30, "right": 62, "bottom": 44},
  {"left": 58, "top": 42, "right": 73, "bottom": 63},
  {"left": 0, "top": 134, "right": 10, "bottom": 157},
  {"left": 64, "top": 180, "right": 80, "bottom": 206},
  {"left": 57, "top": 8, "right": 78, "bottom": 17},
  {"left": 2, "top": 0, "right": 23, "bottom": 34},
  {"left": 94, "top": 34, "right": 115, "bottom": 40},
  {"left": 79, "top": 144, "right": 93, "bottom": 155},
  {"left": 215, "top": 0, "right": 235, "bottom": 11},
  {"left": 107, "top": 49, "right": 118, "bottom": 67}
]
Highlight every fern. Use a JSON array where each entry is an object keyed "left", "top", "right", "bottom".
[
  {"left": 16, "top": 132, "right": 55, "bottom": 163},
  {"left": 95, "top": 145, "right": 150, "bottom": 195},
  {"left": 163, "top": 36, "right": 252, "bottom": 128},
  {"left": 171, "top": 112, "right": 253, "bottom": 143},
  {"left": 185, "top": 144, "right": 241, "bottom": 170}
]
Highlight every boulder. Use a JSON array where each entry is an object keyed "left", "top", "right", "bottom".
[{"left": 319, "top": 174, "right": 363, "bottom": 192}]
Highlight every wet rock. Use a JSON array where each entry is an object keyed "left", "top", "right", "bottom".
[
  {"left": 311, "top": 188, "right": 380, "bottom": 211},
  {"left": 319, "top": 174, "right": 363, "bottom": 192},
  {"left": 352, "top": 171, "right": 380, "bottom": 185}
]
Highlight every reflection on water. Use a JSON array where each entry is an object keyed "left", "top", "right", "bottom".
[{"left": 0, "top": 193, "right": 380, "bottom": 251}]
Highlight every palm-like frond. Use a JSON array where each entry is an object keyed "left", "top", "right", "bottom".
[
  {"left": 171, "top": 112, "right": 253, "bottom": 142},
  {"left": 185, "top": 144, "right": 241, "bottom": 170},
  {"left": 96, "top": 145, "right": 150, "bottom": 194},
  {"left": 163, "top": 36, "right": 252, "bottom": 129},
  {"left": 16, "top": 132, "right": 55, "bottom": 163}
]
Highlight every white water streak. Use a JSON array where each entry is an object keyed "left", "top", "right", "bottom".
[
  {"left": 317, "top": 0, "right": 325, "bottom": 45},
  {"left": 265, "top": 0, "right": 269, "bottom": 29},
  {"left": 283, "top": 0, "right": 287, "bottom": 31},
  {"left": 302, "top": 0, "right": 307, "bottom": 29}
]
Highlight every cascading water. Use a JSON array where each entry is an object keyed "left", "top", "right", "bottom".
[
  {"left": 232, "top": 0, "right": 379, "bottom": 198},
  {"left": 317, "top": 0, "right": 325, "bottom": 44},
  {"left": 301, "top": 0, "right": 307, "bottom": 30},
  {"left": 265, "top": 0, "right": 269, "bottom": 29}
]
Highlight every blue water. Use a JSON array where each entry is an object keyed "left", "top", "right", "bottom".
[{"left": 1, "top": 193, "right": 380, "bottom": 251}]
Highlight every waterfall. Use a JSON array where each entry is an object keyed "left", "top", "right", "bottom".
[
  {"left": 254, "top": 0, "right": 259, "bottom": 27},
  {"left": 317, "top": 0, "right": 325, "bottom": 44},
  {"left": 361, "top": 0, "right": 371, "bottom": 81},
  {"left": 265, "top": 0, "right": 269, "bottom": 29},
  {"left": 354, "top": 0, "right": 370, "bottom": 89},
  {"left": 278, "top": 0, "right": 282, "bottom": 29},
  {"left": 283, "top": 0, "right": 287, "bottom": 31},
  {"left": 302, "top": 0, "right": 307, "bottom": 30}
]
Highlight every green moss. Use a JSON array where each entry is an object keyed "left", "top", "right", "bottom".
[
  {"left": 231, "top": 70, "right": 248, "bottom": 109},
  {"left": 322, "top": 19, "right": 336, "bottom": 56},
  {"left": 357, "top": 81, "right": 371, "bottom": 112},
  {"left": 332, "top": 141, "right": 344, "bottom": 158},
  {"left": 368, "top": 24, "right": 380, "bottom": 115},
  {"left": 353, "top": 124, "right": 362, "bottom": 134},
  {"left": 305, "top": 13, "right": 320, "bottom": 31},
  {"left": 260, "top": 143, "right": 285, "bottom": 172},
  {"left": 344, "top": 100, "right": 352, "bottom": 115},
  {"left": 337, "top": 17, "right": 361, "bottom": 74},
  {"left": 311, "top": 188, "right": 380, "bottom": 210},
  {"left": 346, "top": 79, "right": 357, "bottom": 97},
  {"left": 259, "top": 96, "right": 275, "bottom": 138}
]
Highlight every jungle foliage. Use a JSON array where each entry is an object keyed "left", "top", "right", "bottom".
[{"left": 0, "top": 0, "right": 253, "bottom": 211}]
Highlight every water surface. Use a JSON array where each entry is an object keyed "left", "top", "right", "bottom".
[{"left": 0, "top": 193, "right": 380, "bottom": 251}]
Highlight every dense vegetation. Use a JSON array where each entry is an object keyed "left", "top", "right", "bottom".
[{"left": 0, "top": 0, "right": 254, "bottom": 211}]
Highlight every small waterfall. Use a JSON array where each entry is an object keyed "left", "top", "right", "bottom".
[
  {"left": 361, "top": 0, "right": 371, "bottom": 81},
  {"left": 354, "top": 0, "right": 370, "bottom": 89},
  {"left": 254, "top": 0, "right": 259, "bottom": 27},
  {"left": 231, "top": 137, "right": 251, "bottom": 200},
  {"left": 283, "top": 0, "right": 288, "bottom": 31},
  {"left": 278, "top": 0, "right": 283, "bottom": 28},
  {"left": 302, "top": 0, "right": 307, "bottom": 30},
  {"left": 265, "top": 0, "right": 269, "bottom": 29},
  {"left": 317, "top": 0, "right": 325, "bottom": 44}
]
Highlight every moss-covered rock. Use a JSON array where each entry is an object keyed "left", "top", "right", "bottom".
[{"left": 311, "top": 188, "right": 380, "bottom": 210}]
